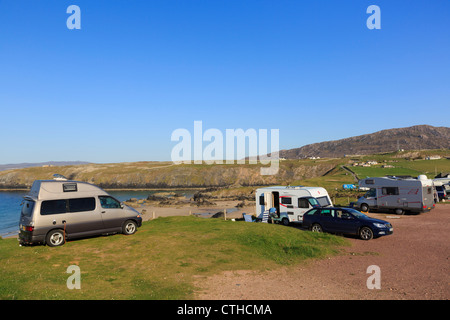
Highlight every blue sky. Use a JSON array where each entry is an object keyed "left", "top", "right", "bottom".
[{"left": 0, "top": 0, "right": 449, "bottom": 164}]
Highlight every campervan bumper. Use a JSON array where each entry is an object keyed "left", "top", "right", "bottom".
[{"left": 18, "top": 229, "right": 45, "bottom": 245}]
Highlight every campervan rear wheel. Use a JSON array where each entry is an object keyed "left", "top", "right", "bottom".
[
  {"left": 395, "top": 208, "right": 405, "bottom": 215},
  {"left": 282, "top": 218, "right": 290, "bottom": 226},
  {"left": 46, "top": 229, "right": 66, "bottom": 247},
  {"left": 122, "top": 220, "right": 137, "bottom": 235}
]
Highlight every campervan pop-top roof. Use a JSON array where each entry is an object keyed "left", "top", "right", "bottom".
[{"left": 27, "top": 180, "right": 109, "bottom": 200}]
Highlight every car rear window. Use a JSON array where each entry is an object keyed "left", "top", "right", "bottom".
[
  {"left": 40, "top": 200, "right": 67, "bottom": 215},
  {"left": 21, "top": 200, "right": 35, "bottom": 217},
  {"left": 320, "top": 209, "right": 334, "bottom": 217}
]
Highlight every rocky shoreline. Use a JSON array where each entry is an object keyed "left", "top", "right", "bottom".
[{"left": 124, "top": 189, "right": 257, "bottom": 221}]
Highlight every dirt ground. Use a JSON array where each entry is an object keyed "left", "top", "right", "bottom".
[{"left": 194, "top": 204, "right": 450, "bottom": 300}]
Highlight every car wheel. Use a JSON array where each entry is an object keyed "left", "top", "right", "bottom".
[
  {"left": 311, "top": 223, "right": 323, "bottom": 233},
  {"left": 122, "top": 220, "right": 137, "bottom": 235},
  {"left": 282, "top": 218, "right": 290, "bottom": 226},
  {"left": 360, "top": 203, "right": 369, "bottom": 212},
  {"left": 359, "top": 227, "right": 373, "bottom": 240},
  {"left": 46, "top": 229, "right": 65, "bottom": 247}
]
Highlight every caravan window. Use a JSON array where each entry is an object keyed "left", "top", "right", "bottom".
[
  {"left": 280, "top": 197, "right": 292, "bottom": 205},
  {"left": 259, "top": 195, "right": 265, "bottom": 205},
  {"left": 382, "top": 187, "right": 399, "bottom": 195},
  {"left": 316, "top": 196, "right": 331, "bottom": 207},
  {"left": 298, "top": 198, "right": 310, "bottom": 208}
]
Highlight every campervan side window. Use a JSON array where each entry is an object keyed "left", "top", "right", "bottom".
[
  {"left": 99, "top": 196, "right": 121, "bottom": 209},
  {"left": 41, "top": 200, "right": 67, "bottom": 215},
  {"left": 68, "top": 198, "right": 96, "bottom": 213},
  {"left": 280, "top": 197, "right": 292, "bottom": 205},
  {"left": 382, "top": 187, "right": 399, "bottom": 195}
]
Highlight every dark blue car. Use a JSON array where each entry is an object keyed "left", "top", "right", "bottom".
[{"left": 302, "top": 207, "right": 393, "bottom": 240}]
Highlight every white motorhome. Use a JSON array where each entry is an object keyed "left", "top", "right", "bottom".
[
  {"left": 255, "top": 186, "right": 333, "bottom": 224},
  {"left": 356, "top": 175, "right": 435, "bottom": 215},
  {"left": 433, "top": 177, "right": 450, "bottom": 201}
]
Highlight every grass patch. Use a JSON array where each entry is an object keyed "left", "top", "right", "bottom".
[{"left": 0, "top": 216, "right": 347, "bottom": 300}]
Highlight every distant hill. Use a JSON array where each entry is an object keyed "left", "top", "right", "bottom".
[
  {"left": 279, "top": 125, "right": 450, "bottom": 159},
  {"left": 0, "top": 161, "right": 90, "bottom": 172}
]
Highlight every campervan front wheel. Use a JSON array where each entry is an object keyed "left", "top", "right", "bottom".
[
  {"left": 360, "top": 204, "right": 369, "bottom": 212},
  {"left": 122, "top": 220, "right": 137, "bottom": 235}
]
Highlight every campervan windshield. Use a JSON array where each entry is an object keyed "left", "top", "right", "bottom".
[{"left": 365, "top": 188, "right": 376, "bottom": 198}]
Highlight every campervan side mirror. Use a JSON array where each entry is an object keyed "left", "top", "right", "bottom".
[{"left": 120, "top": 202, "right": 124, "bottom": 209}]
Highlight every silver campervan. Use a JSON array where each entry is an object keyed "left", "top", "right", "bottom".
[{"left": 19, "top": 179, "right": 142, "bottom": 247}]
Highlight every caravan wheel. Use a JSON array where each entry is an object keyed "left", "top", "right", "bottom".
[
  {"left": 281, "top": 218, "right": 290, "bottom": 226},
  {"left": 395, "top": 208, "right": 405, "bottom": 215}
]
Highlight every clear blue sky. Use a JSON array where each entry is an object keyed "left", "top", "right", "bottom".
[{"left": 0, "top": 0, "right": 449, "bottom": 164}]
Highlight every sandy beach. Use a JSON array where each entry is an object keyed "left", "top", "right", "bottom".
[{"left": 136, "top": 199, "right": 255, "bottom": 221}]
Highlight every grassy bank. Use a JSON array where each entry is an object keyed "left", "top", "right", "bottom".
[{"left": 0, "top": 216, "right": 348, "bottom": 300}]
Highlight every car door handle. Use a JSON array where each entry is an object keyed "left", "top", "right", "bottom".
[{"left": 101, "top": 211, "right": 106, "bottom": 213}]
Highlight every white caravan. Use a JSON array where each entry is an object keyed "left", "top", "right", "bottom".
[
  {"left": 433, "top": 177, "right": 450, "bottom": 200},
  {"left": 255, "top": 186, "right": 333, "bottom": 224},
  {"left": 356, "top": 175, "right": 435, "bottom": 215}
]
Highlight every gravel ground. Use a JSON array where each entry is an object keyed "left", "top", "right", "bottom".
[{"left": 195, "top": 204, "right": 450, "bottom": 300}]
